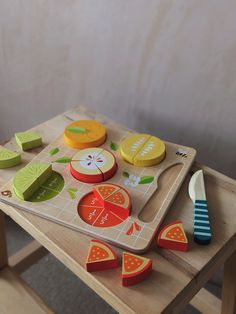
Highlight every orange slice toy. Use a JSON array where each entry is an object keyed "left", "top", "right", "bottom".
[{"left": 64, "top": 120, "right": 106, "bottom": 149}]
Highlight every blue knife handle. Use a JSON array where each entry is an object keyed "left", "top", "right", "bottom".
[{"left": 193, "top": 200, "right": 212, "bottom": 245}]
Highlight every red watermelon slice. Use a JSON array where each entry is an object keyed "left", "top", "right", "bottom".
[
  {"left": 122, "top": 252, "right": 152, "bottom": 286},
  {"left": 93, "top": 184, "right": 120, "bottom": 205},
  {"left": 93, "top": 183, "right": 131, "bottom": 220},
  {"left": 86, "top": 239, "right": 119, "bottom": 272},
  {"left": 157, "top": 220, "right": 188, "bottom": 252}
]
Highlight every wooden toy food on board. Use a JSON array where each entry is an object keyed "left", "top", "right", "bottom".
[
  {"left": 157, "top": 220, "right": 188, "bottom": 252},
  {"left": 188, "top": 170, "right": 212, "bottom": 245},
  {"left": 70, "top": 148, "right": 117, "bottom": 183},
  {"left": 86, "top": 239, "right": 119, "bottom": 272},
  {"left": 13, "top": 163, "right": 52, "bottom": 200},
  {"left": 15, "top": 131, "right": 43, "bottom": 151},
  {"left": 0, "top": 146, "right": 21, "bottom": 169},
  {"left": 120, "top": 133, "right": 166, "bottom": 167},
  {"left": 78, "top": 183, "right": 131, "bottom": 228},
  {"left": 64, "top": 120, "right": 106, "bottom": 149},
  {"left": 93, "top": 184, "right": 131, "bottom": 220},
  {"left": 121, "top": 252, "right": 152, "bottom": 286}
]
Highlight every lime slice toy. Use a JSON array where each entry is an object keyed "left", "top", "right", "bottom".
[
  {"left": 15, "top": 131, "right": 43, "bottom": 151},
  {"left": 0, "top": 146, "right": 21, "bottom": 169},
  {"left": 13, "top": 162, "right": 52, "bottom": 200}
]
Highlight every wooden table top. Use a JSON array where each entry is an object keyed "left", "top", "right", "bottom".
[{"left": 0, "top": 106, "right": 236, "bottom": 314}]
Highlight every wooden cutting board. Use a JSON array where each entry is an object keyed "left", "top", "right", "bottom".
[{"left": 0, "top": 112, "right": 196, "bottom": 253}]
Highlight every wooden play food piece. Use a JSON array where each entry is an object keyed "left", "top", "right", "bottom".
[
  {"left": 93, "top": 183, "right": 131, "bottom": 219},
  {"left": 78, "top": 192, "right": 126, "bottom": 227},
  {"left": 15, "top": 131, "right": 43, "bottom": 151},
  {"left": 86, "top": 239, "right": 119, "bottom": 272},
  {"left": 13, "top": 162, "right": 52, "bottom": 200},
  {"left": 70, "top": 148, "right": 117, "bottom": 183},
  {"left": 157, "top": 220, "right": 188, "bottom": 252},
  {"left": 64, "top": 120, "right": 106, "bottom": 149},
  {"left": 122, "top": 252, "right": 152, "bottom": 286},
  {"left": 120, "top": 133, "right": 166, "bottom": 167},
  {"left": 0, "top": 146, "right": 21, "bottom": 169}
]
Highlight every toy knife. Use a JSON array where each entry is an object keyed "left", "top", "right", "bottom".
[{"left": 188, "top": 170, "right": 212, "bottom": 244}]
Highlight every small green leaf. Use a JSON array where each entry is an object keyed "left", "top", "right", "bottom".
[
  {"left": 110, "top": 142, "right": 119, "bottom": 151},
  {"left": 49, "top": 147, "right": 60, "bottom": 156},
  {"left": 67, "top": 190, "right": 76, "bottom": 200},
  {"left": 122, "top": 171, "right": 129, "bottom": 178},
  {"left": 53, "top": 156, "right": 71, "bottom": 163},
  {"left": 67, "top": 127, "right": 87, "bottom": 134},
  {"left": 139, "top": 176, "right": 154, "bottom": 184},
  {"left": 67, "top": 187, "right": 78, "bottom": 193}
]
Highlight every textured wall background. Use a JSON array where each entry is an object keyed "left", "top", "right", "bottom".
[{"left": 0, "top": 0, "right": 235, "bottom": 177}]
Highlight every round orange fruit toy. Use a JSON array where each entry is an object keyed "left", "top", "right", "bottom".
[{"left": 64, "top": 120, "right": 106, "bottom": 149}]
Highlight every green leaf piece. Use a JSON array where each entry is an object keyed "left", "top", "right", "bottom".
[
  {"left": 138, "top": 176, "right": 154, "bottom": 184},
  {"left": 110, "top": 142, "right": 119, "bottom": 151},
  {"left": 67, "top": 187, "right": 78, "bottom": 193},
  {"left": 53, "top": 157, "right": 71, "bottom": 164},
  {"left": 49, "top": 147, "right": 60, "bottom": 156},
  {"left": 122, "top": 171, "right": 130, "bottom": 178},
  {"left": 67, "top": 189, "right": 76, "bottom": 200},
  {"left": 66, "top": 127, "right": 87, "bottom": 134}
]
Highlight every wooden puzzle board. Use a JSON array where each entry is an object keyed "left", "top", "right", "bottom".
[{"left": 0, "top": 114, "right": 196, "bottom": 253}]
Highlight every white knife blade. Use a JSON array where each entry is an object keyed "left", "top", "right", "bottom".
[
  {"left": 188, "top": 170, "right": 206, "bottom": 202},
  {"left": 188, "top": 170, "right": 211, "bottom": 245}
]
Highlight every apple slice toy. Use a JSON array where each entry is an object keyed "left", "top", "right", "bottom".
[
  {"left": 157, "top": 220, "right": 188, "bottom": 252},
  {"left": 86, "top": 239, "right": 119, "bottom": 272},
  {"left": 122, "top": 252, "right": 152, "bottom": 286},
  {"left": 70, "top": 148, "right": 117, "bottom": 183}
]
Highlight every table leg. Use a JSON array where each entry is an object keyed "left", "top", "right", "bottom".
[
  {"left": 0, "top": 210, "right": 8, "bottom": 269},
  {"left": 221, "top": 250, "right": 236, "bottom": 314}
]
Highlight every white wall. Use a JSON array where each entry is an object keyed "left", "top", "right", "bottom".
[{"left": 0, "top": 0, "right": 236, "bottom": 178}]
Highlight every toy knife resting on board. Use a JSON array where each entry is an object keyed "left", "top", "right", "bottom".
[{"left": 188, "top": 170, "right": 212, "bottom": 245}]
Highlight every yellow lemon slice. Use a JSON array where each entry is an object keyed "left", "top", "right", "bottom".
[
  {"left": 64, "top": 120, "right": 106, "bottom": 149},
  {"left": 120, "top": 133, "right": 165, "bottom": 167}
]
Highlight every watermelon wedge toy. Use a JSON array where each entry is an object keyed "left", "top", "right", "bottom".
[
  {"left": 122, "top": 252, "right": 152, "bottom": 286},
  {"left": 157, "top": 220, "right": 188, "bottom": 252},
  {"left": 93, "top": 183, "right": 131, "bottom": 220},
  {"left": 86, "top": 239, "right": 119, "bottom": 272}
]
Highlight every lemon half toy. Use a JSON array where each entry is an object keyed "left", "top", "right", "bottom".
[{"left": 120, "top": 133, "right": 165, "bottom": 167}]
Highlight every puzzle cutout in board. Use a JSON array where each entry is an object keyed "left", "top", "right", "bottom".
[{"left": 0, "top": 115, "right": 196, "bottom": 253}]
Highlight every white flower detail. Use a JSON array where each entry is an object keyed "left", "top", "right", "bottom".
[{"left": 124, "top": 175, "right": 141, "bottom": 187}]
